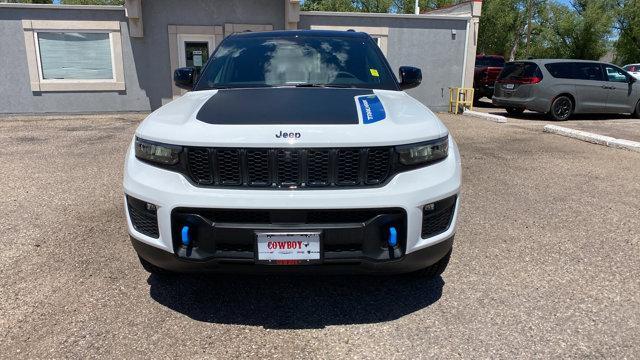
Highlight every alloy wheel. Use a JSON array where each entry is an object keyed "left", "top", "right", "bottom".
[{"left": 553, "top": 97, "right": 572, "bottom": 120}]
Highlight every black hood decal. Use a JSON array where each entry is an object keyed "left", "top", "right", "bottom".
[{"left": 196, "top": 88, "right": 373, "bottom": 125}]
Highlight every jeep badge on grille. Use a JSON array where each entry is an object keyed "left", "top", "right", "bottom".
[{"left": 275, "top": 131, "right": 301, "bottom": 139}]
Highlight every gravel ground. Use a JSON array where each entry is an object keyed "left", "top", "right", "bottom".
[
  {"left": 474, "top": 98, "right": 640, "bottom": 142},
  {"left": 1, "top": 112, "right": 639, "bottom": 359}
]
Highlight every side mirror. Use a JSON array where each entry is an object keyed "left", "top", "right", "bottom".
[
  {"left": 174, "top": 67, "right": 196, "bottom": 90},
  {"left": 630, "top": 76, "right": 637, "bottom": 84},
  {"left": 399, "top": 66, "right": 422, "bottom": 90}
]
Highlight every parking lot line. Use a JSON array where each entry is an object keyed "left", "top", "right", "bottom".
[
  {"left": 544, "top": 124, "right": 640, "bottom": 152},
  {"left": 461, "top": 109, "right": 507, "bottom": 123}
]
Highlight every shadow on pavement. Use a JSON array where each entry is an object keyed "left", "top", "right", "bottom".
[
  {"left": 148, "top": 273, "right": 444, "bottom": 329},
  {"left": 473, "top": 98, "right": 496, "bottom": 109},
  {"left": 503, "top": 112, "right": 635, "bottom": 122},
  {"left": 475, "top": 98, "right": 635, "bottom": 122}
]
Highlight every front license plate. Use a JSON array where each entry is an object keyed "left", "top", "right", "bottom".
[
  {"left": 504, "top": 83, "right": 515, "bottom": 90},
  {"left": 256, "top": 232, "right": 321, "bottom": 264}
]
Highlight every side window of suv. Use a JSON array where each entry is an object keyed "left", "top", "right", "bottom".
[
  {"left": 573, "top": 63, "right": 604, "bottom": 81},
  {"left": 545, "top": 62, "right": 574, "bottom": 79},
  {"left": 545, "top": 62, "right": 604, "bottom": 81},
  {"left": 604, "top": 65, "right": 629, "bottom": 83}
]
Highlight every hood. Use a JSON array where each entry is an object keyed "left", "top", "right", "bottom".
[{"left": 136, "top": 88, "right": 448, "bottom": 147}]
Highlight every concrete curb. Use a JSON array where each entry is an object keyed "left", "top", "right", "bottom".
[
  {"left": 462, "top": 110, "right": 507, "bottom": 123},
  {"left": 543, "top": 124, "right": 640, "bottom": 152}
]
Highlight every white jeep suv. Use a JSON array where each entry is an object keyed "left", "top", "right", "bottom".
[{"left": 124, "top": 30, "right": 461, "bottom": 277}]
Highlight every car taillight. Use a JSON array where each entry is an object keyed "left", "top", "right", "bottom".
[
  {"left": 517, "top": 76, "right": 542, "bottom": 84},
  {"left": 497, "top": 76, "right": 542, "bottom": 85}
]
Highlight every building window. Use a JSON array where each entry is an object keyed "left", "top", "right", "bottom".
[
  {"left": 37, "top": 32, "right": 114, "bottom": 80},
  {"left": 23, "top": 20, "right": 125, "bottom": 92}
]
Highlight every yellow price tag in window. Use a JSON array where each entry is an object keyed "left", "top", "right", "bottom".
[{"left": 370, "top": 69, "right": 380, "bottom": 77}]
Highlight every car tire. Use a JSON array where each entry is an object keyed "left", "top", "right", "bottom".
[
  {"left": 138, "top": 256, "right": 173, "bottom": 276},
  {"left": 505, "top": 107, "right": 525, "bottom": 116},
  {"left": 412, "top": 249, "right": 452, "bottom": 279},
  {"left": 549, "top": 96, "right": 573, "bottom": 121},
  {"left": 633, "top": 100, "right": 640, "bottom": 119}
]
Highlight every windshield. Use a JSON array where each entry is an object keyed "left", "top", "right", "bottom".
[
  {"left": 624, "top": 65, "right": 639, "bottom": 72},
  {"left": 194, "top": 35, "right": 398, "bottom": 91}
]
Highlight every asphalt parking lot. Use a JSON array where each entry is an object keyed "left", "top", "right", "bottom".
[{"left": 1, "top": 112, "right": 639, "bottom": 358}]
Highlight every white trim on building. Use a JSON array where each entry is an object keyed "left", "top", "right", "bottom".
[{"left": 21, "top": 20, "right": 126, "bottom": 92}]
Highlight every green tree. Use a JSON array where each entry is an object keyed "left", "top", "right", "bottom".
[
  {"left": 355, "top": 0, "right": 394, "bottom": 12},
  {"left": 60, "top": 0, "right": 124, "bottom": 4},
  {"left": 1, "top": 0, "right": 53, "bottom": 3},
  {"left": 392, "top": 0, "right": 461, "bottom": 14},
  {"left": 614, "top": 0, "right": 640, "bottom": 64},
  {"left": 477, "top": 0, "right": 529, "bottom": 59},
  {"left": 302, "top": 0, "right": 396, "bottom": 12},
  {"left": 530, "top": 0, "right": 614, "bottom": 60},
  {"left": 301, "top": 0, "right": 356, "bottom": 11},
  {"left": 478, "top": 0, "right": 615, "bottom": 61}
]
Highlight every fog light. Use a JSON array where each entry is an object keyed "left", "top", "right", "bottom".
[{"left": 423, "top": 203, "right": 435, "bottom": 211}]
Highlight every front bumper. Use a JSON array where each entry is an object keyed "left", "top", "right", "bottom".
[
  {"left": 492, "top": 96, "right": 531, "bottom": 108},
  {"left": 131, "top": 235, "right": 454, "bottom": 274},
  {"left": 124, "top": 137, "right": 462, "bottom": 273}
]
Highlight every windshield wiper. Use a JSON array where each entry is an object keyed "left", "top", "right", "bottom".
[
  {"left": 200, "top": 84, "right": 274, "bottom": 90},
  {"left": 293, "top": 83, "right": 355, "bottom": 88},
  {"left": 199, "top": 83, "right": 357, "bottom": 90}
]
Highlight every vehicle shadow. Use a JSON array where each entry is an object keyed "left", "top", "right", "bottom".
[
  {"left": 503, "top": 112, "right": 635, "bottom": 122},
  {"left": 473, "top": 98, "right": 495, "bottom": 109},
  {"left": 147, "top": 273, "right": 444, "bottom": 329},
  {"left": 474, "top": 99, "right": 636, "bottom": 122}
]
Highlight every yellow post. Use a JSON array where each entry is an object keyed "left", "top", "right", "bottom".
[{"left": 448, "top": 87, "right": 475, "bottom": 114}]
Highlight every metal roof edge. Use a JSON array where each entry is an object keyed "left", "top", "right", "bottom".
[{"left": 300, "top": 11, "right": 471, "bottom": 21}]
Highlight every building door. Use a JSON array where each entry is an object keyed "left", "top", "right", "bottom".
[
  {"left": 173, "top": 34, "right": 215, "bottom": 97},
  {"left": 178, "top": 34, "right": 215, "bottom": 75},
  {"left": 167, "top": 26, "right": 222, "bottom": 102},
  {"left": 185, "top": 42, "right": 208, "bottom": 74}
]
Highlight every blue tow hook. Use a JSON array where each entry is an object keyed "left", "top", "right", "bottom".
[
  {"left": 181, "top": 225, "right": 191, "bottom": 247},
  {"left": 388, "top": 226, "right": 398, "bottom": 247}
]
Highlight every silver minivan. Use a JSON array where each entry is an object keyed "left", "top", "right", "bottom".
[{"left": 493, "top": 59, "right": 640, "bottom": 120}]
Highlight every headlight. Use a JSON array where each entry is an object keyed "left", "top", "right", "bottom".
[
  {"left": 396, "top": 136, "right": 449, "bottom": 166},
  {"left": 134, "top": 137, "right": 182, "bottom": 165}
]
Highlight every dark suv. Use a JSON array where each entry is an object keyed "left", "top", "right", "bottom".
[
  {"left": 493, "top": 59, "right": 640, "bottom": 120},
  {"left": 474, "top": 55, "right": 505, "bottom": 101}
]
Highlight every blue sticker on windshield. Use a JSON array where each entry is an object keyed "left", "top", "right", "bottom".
[{"left": 356, "top": 95, "right": 386, "bottom": 124}]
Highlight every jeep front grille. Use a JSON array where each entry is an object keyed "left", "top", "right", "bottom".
[{"left": 184, "top": 147, "right": 393, "bottom": 188}]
